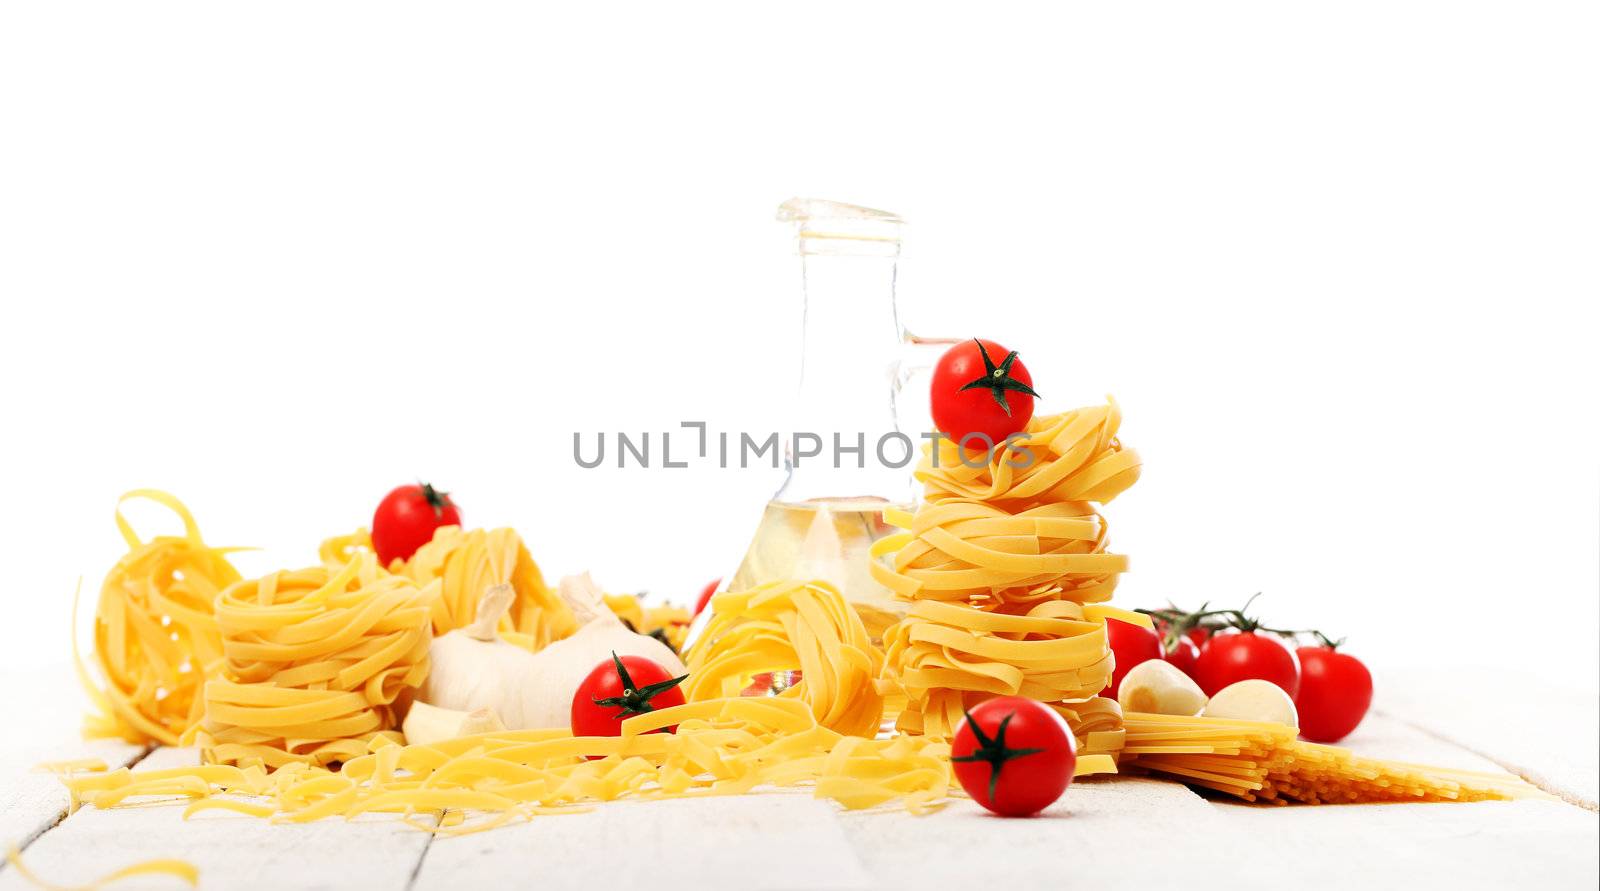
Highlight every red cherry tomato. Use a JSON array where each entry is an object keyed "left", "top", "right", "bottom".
[
  {"left": 1193, "top": 630, "right": 1300, "bottom": 698},
  {"left": 1105, "top": 618, "right": 1163, "bottom": 699},
  {"left": 929, "top": 339, "right": 1039, "bottom": 446},
  {"left": 693, "top": 578, "right": 721, "bottom": 616},
  {"left": 1162, "top": 635, "right": 1201, "bottom": 678},
  {"left": 371, "top": 482, "right": 461, "bottom": 566},
  {"left": 571, "top": 652, "right": 688, "bottom": 741},
  {"left": 951, "top": 697, "right": 1076, "bottom": 816},
  {"left": 1186, "top": 626, "right": 1213, "bottom": 648},
  {"left": 1294, "top": 646, "right": 1373, "bottom": 743}
]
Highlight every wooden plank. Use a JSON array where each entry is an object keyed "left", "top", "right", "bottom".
[
  {"left": 0, "top": 665, "right": 145, "bottom": 853},
  {"left": 0, "top": 747, "right": 432, "bottom": 891},
  {"left": 838, "top": 777, "right": 1280, "bottom": 891},
  {"left": 1374, "top": 668, "right": 1599, "bottom": 809},
  {"left": 412, "top": 793, "right": 875, "bottom": 891},
  {"left": 1200, "top": 713, "right": 1598, "bottom": 890}
]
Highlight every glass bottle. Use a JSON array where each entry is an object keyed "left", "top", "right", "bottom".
[{"left": 689, "top": 198, "right": 949, "bottom": 648}]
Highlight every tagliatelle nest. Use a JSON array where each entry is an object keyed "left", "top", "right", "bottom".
[
  {"left": 194, "top": 552, "right": 435, "bottom": 769},
  {"left": 80, "top": 491, "right": 243, "bottom": 746},
  {"left": 685, "top": 580, "right": 886, "bottom": 738}
]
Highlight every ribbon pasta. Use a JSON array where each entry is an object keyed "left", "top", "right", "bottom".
[
  {"left": 68, "top": 698, "right": 957, "bottom": 833},
  {"left": 877, "top": 399, "right": 1146, "bottom": 737},
  {"left": 325, "top": 525, "right": 577, "bottom": 651},
  {"left": 195, "top": 553, "right": 435, "bottom": 769},
  {"left": 80, "top": 491, "right": 243, "bottom": 746},
  {"left": 685, "top": 580, "right": 886, "bottom": 738}
]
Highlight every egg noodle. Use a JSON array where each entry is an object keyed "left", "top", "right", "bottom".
[
  {"left": 5, "top": 845, "right": 197, "bottom": 891},
  {"left": 64, "top": 698, "right": 965, "bottom": 836},
  {"left": 194, "top": 553, "right": 434, "bottom": 769},
  {"left": 875, "top": 399, "right": 1145, "bottom": 738},
  {"left": 320, "top": 526, "right": 577, "bottom": 651},
  {"left": 79, "top": 491, "right": 243, "bottom": 746},
  {"left": 685, "top": 580, "right": 886, "bottom": 738},
  {"left": 1119, "top": 712, "right": 1547, "bottom": 804}
]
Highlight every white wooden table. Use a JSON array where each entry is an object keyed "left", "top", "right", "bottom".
[{"left": 2, "top": 664, "right": 1595, "bottom": 891}]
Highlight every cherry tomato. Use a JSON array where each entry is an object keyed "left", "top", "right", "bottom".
[
  {"left": 929, "top": 339, "right": 1039, "bottom": 446},
  {"left": 1193, "top": 630, "right": 1300, "bottom": 698},
  {"left": 1294, "top": 646, "right": 1373, "bottom": 743},
  {"left": 951, "top": 697, "right": 1076, "bottom": 816},
  {"left": 1105, "top": 618, "right": 1163, "bottom": 699},
  {"left": 693, "top": 578, "right": 721, "bottom": 616},
  {"left": 1162, "top": 635, "right": 1201, "bottom": 678},
  {"left": 571, "top": 652, "right": 688, "bottom": 740},
  {"left": 371, "top": 482, "right": 461, "bottom": 566},
  {"left": 1186, "top": 626, "right": 1213, "bottom": 648}
]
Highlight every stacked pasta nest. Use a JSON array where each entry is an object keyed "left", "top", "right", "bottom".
[{"left": 873, "top": 399, "right": 1143, "bottom": 753}]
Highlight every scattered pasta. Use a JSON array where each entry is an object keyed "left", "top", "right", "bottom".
[{"left": 68, "top": 698, "right": 953, "bottom": 833}]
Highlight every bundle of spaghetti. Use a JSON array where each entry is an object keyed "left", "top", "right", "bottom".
[
  {"left": 684, "top": 580, "right": 885, "bottom": 738},
  {"left": 874, "top": 399, "right": 1143, "bottom": 738},
  {"left": 80, "top": 490, "right": 244, "bottom": 746},
  {"left": 1119, "top": 712, "right": 1549, "bottom": 805},
  {"left": 318, "top": 525, "right": 578, "bottom": 651},
  {"left": 64, "top": 698, "right": 963, "bottom": 834},
  {"left": 194, "top": 552, "right": 435, "bottom": 769}
]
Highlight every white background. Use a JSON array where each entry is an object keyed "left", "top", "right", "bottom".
[{"left": 2, "top": 2, "right": 1596, "bottom": 694}]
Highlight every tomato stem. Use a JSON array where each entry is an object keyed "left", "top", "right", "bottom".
[
  {"left": 591, "top": 651, "right": 690, "bottom": 719},
  {"left": 957, "top": 339, "right": 1041, "bottom": 418},
  {"left": 418, "top": 482, "right": 453, "bottom": 519},
  {"left": 952, "top": 709, "right": 1044, "bottom": 802}
]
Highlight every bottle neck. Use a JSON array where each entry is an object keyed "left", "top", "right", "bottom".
[{"left": 779, "top": 250, "right": 911, "bottom": 504}]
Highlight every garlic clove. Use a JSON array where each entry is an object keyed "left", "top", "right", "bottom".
[
  {"left": 458, "top": 707, "right": 507, "bottom": 736},
  {"left": 1202, "top": 679, "right": 1299, "bottom": 727},
  {"left": 402, "top": 700, "right": 507, "bottom": 745},
  {"left": 1117, "top": 659, "right": 1207, "bottom": 717}
]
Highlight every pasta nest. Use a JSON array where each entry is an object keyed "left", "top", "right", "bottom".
[
  {"left": 914, "top": 397, "right": 1141, "bottom": 509},
  {"left": 869, "top": 500, "right": 1127, "bottom": 606},
  {"left": 320, "top": 525, "right": 577, "bottom": 651},
  {"left": 877, "top": 398, "right": 1143, "bottom": 738},
  {"left": 882, "top": 599, "right": 1129, "bottom": 738},
  {"left": 196, "top": 552, "right": 435, "bottom": 769},
  {"left": 684, "top": 580, "right": 886, "bottom": 738},
  {"left": 82, "top": 491, "right": 243, "bottom": 746}
]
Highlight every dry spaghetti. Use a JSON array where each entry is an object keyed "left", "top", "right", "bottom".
[
  {"left": 194, "top": 552, "right": 434, "bottom": 769},
  {"left": 685, "top": 580, "right": 885, "bottom": 738},
  {"left": 1119, "top": 712, "right": 1548, "bottom": 804},
  {"left": 80, "top": 491, "right": 243, "bottom": 746}
]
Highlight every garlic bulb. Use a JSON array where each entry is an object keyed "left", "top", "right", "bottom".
[
  {"left": 511, "top": 573, "right": 687, "bottom": 728},
  {"left": 420, "top": 583, "right": 544, "bottom": 728},
  {"left": 420, "top": 575, "right": 687, "bottom": 731}
]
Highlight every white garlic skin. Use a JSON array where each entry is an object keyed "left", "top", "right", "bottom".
[{"left": 1202, "top": 679, "right": 1299, "bottom": 727}]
